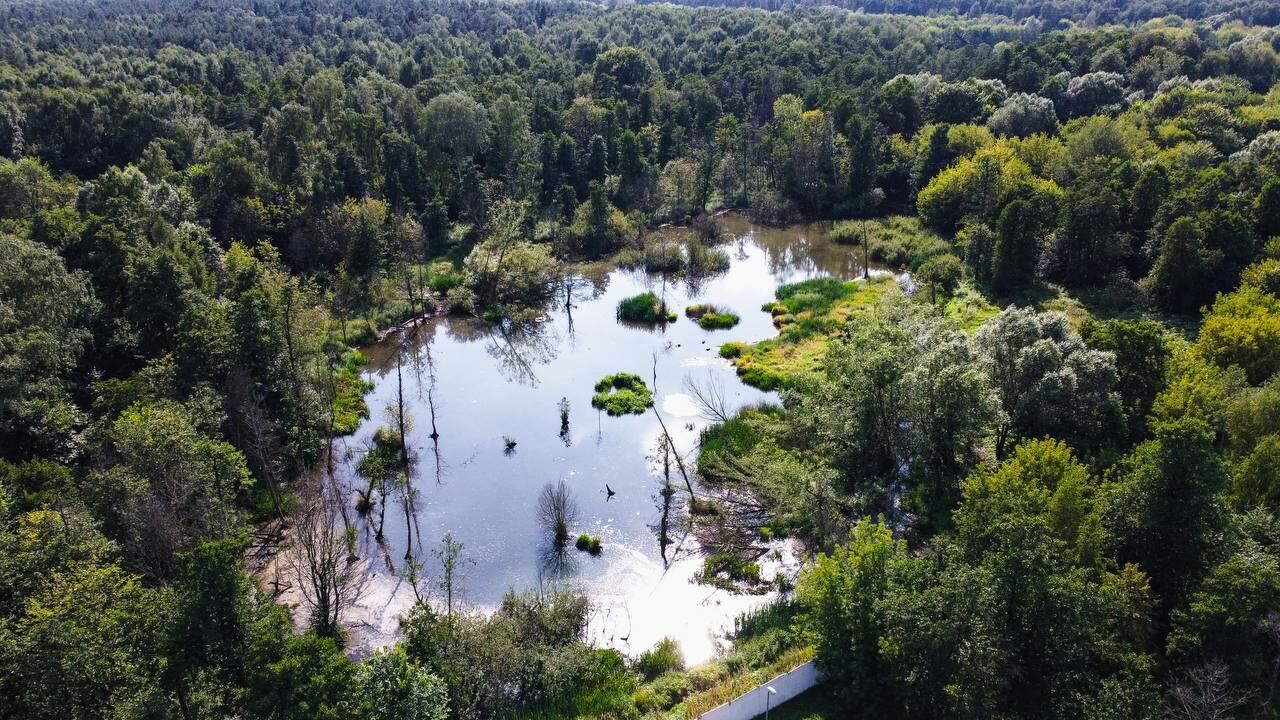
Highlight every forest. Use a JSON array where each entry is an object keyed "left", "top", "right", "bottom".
[{"left": 1, "top": 0, "right": 1280, "bottom": 717}]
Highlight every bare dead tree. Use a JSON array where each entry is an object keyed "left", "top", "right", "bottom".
[
  {"left": 651, "top": 353, "right": 695, "bottom": 495},
  {"left": 537, "top": 478, "right": 580, "bottom": 549},
  {"left": 390, "top": 341, "right": 418, "bottom": 562},
  {"left": 229, "top": 372, "right": 287, "bottom": 522},
  {"left": 683, "top": 370, "right": 731, "bottom": 424},
  {"left": 1169, "top": 661, "right": 1254, "bottom": 720},
  {"left": 288, "top": 491, "right": 360, "bottom": 640}
]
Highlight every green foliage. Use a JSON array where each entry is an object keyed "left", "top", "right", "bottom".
[
  {"left": 1101, "top": 417, "right": 1229, "bottom": 608},
  {"left": 635, "top": 637, "right": 685, "bottom": 681},
  {"left": 574, "top": 533, "right": 602, "bottom": 555},
  {"left": 3, "top": 2, "right": 1280, "bottom": 718},
  {"left": 352, "top": 646, "right": 449, "bottom": 720},
  {"left": 590, "top": 373, "right": 654, "bottom": 416},
  {"left": 797, "top": 518, "right": 898, "bottom": 707},
  {"left": 914, "top": 253, "right": 962, "bottom": 302},
  {"left": 616, "top": 292, "right": 675, "bottom": 324},
  {"left": 975, "top": 306, "right": 1123, "bottom": 461},
  {"left": 401, "top": 591, "right": 629, "bottom": 719},
  {"left": 1082, "top": 318, "right": 1171, "bottom": 441},
  {"left": 696, "top": 553, "right": 765, "bottom": 593},
  {"left": 1197, "top": 260, "right": 1280, "bottom": 384},
  {"left": 685, "top": 303, "right": 740, "bottom": 329}
]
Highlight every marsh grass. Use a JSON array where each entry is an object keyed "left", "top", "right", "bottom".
[
  {"left": 636, "top": 638, "right": 685, "bottom": 681},
  {"left": 685, "top": 303, "right": 740, "bottom": 330},
  {"left": 591, "top": 372, "right": 654, "bottom": 415},
  {"left": 696, "top": 403, "right": 781, "bottom": 478},
  {"left": 831, "top": 215, "right": 950, "bottom": 270},
  {"left": 574, "top": 533, "right": 603, "bottom": 555},
  {"left": 728, "top": 276, "right": 896, "bottom": 389},
  {"left": 617, "top": 292, "right": 677, "bottom": 324},
  {"left": 330, "top": 349, "right": 373, "bottom": 435},
  {"left": 685, "top": 240, "right": 730, "bottom": 276}
]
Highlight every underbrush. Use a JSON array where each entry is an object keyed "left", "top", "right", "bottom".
[
  {"left": 631, "top": 600, "right": 814, "bottom": 719},
  {"left": 697, "top": 403, "right": 781, "bottom": 478}
]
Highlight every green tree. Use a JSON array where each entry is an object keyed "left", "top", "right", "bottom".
[
  {"left": 352, "top": 646, "right": 449, "bottom": 720},
  {"left": 990, "top": 198, "right": 1040, "bottom": 292},
  {"left": 0, "top": 233, "right": 95, "bottom": 460},
  {"left": 975, "top": 307, "right": 1123, "bottom": 460},
  {"left": 1082, "top": 319, "right": 1170, "bottom": 442},
  {"left": 1101, "top": 417, "right": 1229, "bottom": 609},
  {"left": 797, "top": 517, "right": 899, "bottom": 709}
]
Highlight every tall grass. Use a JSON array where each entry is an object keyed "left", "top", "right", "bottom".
[
  {"left": 831, "top": 215, "right": 951, "bottom": 270},
  {"left": 617, "top": 292, "right": 676, "bottom": 324}
]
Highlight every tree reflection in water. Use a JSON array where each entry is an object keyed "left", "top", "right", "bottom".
[{"left": 483, "top": 317, "right": 561, "bottom": 387}]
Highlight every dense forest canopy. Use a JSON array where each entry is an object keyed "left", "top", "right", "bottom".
[{"left": 2, "top": 0, "right": 1280, "bottom": 717}]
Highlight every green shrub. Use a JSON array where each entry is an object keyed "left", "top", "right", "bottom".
[
  {"left": 617, "top": 292, "right": 675, "bottom": 324},
  {"left": 631, "top": 687, "right": 661, "bottom": 714},
  {"left": 426, "top": 260, "right": 465, "bottom": 293},
  {"left": 571, "top": 648, "right": 637, "bottom": 717},
  {"left": 685, "top": 303, "right": 740, "bottom": 329},
  {"left": 646, "top": 670, "right": 695, "bottom": 707},
  {"left": 719, "top": 341, "right": 746, "bottom": 358},
  {"left": 575, "top": 533, "right": 603, "bottom": 555},
  {"left": 635, "top": 638, "right": 685, "bottom": 681},
  {"left": 446, "top": 286, "right": 475, "bottom": 315}
]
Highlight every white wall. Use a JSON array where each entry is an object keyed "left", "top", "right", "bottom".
[{"left": 697, "top": 661, "right": 820, "bottom": 720}]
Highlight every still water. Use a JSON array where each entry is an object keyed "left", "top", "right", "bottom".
[{"left": 335, "top": 214, "right": 875, "bottom": 664}]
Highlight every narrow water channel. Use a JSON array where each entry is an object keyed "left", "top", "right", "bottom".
[{"left": 335, "top": 214, "right": 878, "bottom": 664}]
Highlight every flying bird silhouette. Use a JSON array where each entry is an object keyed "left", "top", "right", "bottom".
[{"left": 605, "top": 484, "right": 616, "bottom": 500}]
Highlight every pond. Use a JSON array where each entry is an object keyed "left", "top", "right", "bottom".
[{"left": 334, "top": 213, "right": 880, "bottom": 664}]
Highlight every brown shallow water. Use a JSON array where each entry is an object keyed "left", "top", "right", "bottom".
[{"left": 332, "top": 214, "right": 881, "bottom": 663}]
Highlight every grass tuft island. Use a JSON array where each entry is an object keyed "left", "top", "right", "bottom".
[
  {"left": 685, "top": 303, "right": 740, "bottom": 329},
  {"left": 591, "top": 372, "right": 654, "bottom": 415}
]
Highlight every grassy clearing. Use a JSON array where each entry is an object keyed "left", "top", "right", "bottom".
[{"left": 725, "top": 276, "right": 895, "bottom": 389}]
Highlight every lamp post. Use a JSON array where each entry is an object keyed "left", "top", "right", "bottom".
[{"left": 765, "top": 685, "right": 777, "bottom": 720}]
